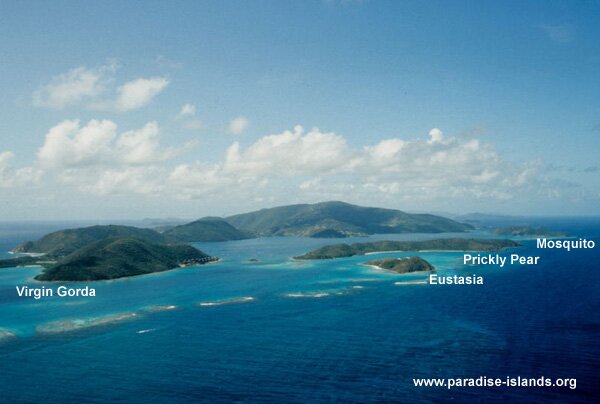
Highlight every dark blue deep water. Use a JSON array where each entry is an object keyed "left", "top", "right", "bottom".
[{"left": 0, "top": 218, "right": 598, "bottom": 402}]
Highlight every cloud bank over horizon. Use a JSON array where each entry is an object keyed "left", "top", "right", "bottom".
[{"left": 1, "top": 114, "right": 593, "bottom": 217}]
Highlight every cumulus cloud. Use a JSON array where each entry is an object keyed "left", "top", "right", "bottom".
[
  {"left": 37, "top": 119, "right": 177, "bottom": 195},
  {"left": 428, "top": 128, "right": 444, "bottom": 144},
  {"left": 32, "top": 62, "right": 117, "bottom": 109},
  {"left": 156, "top": 126, "right": 544, "bottom": 206},
  {"left": 38, "top": 119, "right": 117, "bottom": 169},
  {"left": 228, "top": 116, "right": 249, "bottom": 135},
  {"left": 115, "top": 77, "right": 169, "bottom": 112},
  {"left": 0, "top": 151, "right": 41, "bottom": 188},
  {"left": 178, "top": 104, "right": 196, "bottom": 117},
  {"left": 224, "top": 125, "right": 350, "bottom": 176},
  {"left": 176, "top": 103, "right": 202, "bottom": 129},
  {"left": 27, "top": 121, "right": 572, "bottom": 212},
  {"left": 33, "top": 62, "right": 168, "bottom": 112}
]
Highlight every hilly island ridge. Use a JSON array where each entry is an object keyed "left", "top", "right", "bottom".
[
  {"left": 363, "top": 257, "right": 435, "bottom": 274},
  {"left": 295, "top": 238, "right": 521, "bottom": 260},
  {"left": 0, "top": 201, "right": 525, "bottom": 282},
  {"left": 224, "top": 201, "right": 473, "bottom": 237},
  {"left": 35, "top": 238, "right": 216, "bottom": 282}
]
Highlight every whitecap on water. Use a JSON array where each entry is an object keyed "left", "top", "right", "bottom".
[
  {"left": 197, "top": 297, "right": 255, "bottom": 307},
  {"left": 36, "top": 312, "right": 140, "bottom": 334},
  {"left": 394, "top": 280, "right": 428, "bottom": 285},
  {"left": 282, "top": 285, "right": 365, "bottom": 299},
  {"left": 282, "top": 292, "right": 331, "bottom": 298},
  {"left": 0, "top": 328, "right": 16, "bottom": 342},
  {"left": 143, "top": 305, "right": 178, "bottom": 312}
]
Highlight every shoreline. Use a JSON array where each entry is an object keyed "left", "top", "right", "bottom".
[
  {"left": 364, "top": 249, "right": 466, "bottom": 255},
  {"left": 27, "top": 257, "right": 221, "bottom": 284},
  {"left": 361, "top": 262, "right": 433, "bottom": 275}
]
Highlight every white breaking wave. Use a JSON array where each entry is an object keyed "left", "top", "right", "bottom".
[{"left": 197, "top": 297, "right": 255, "bottom": 306}]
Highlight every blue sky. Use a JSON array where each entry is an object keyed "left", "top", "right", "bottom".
[{"left": 0, "top": 0, "right": 598, "bottom": 219}]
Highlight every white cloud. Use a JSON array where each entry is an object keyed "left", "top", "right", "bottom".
[
  {"left": 38, "top": 119, "right": 175, "bottom": 168},
  {"left": 181, "top": 120, "right": 203, "bottom": 130},
  {"left": 116, "top": 121, "right": 175, "bottom": 164},
  {"left": 78, "top": 166, "right": 168, "bottom": 196},
  {"left": 428, "top": 128, "right": 444, "bottom": 144},
  {"left": 0, "top": 151, "right": 41, "bottom": 188},
  {"left": 178, "top": 103, "right": 196, "bottom": 117},
  {"left": 224, "top": 125, "right": 351, "bottom": 176},
  {"left": 115, "top": 77, "right": 169, "bottom": 112},
  {"left": 37, "top": 119, "right": 177, "bottom": 195},
  {"left": 115, "top": 77, "right": 169, "bottom": 111},
  {"left": 152, "top": 55, "right": 183, "bottom": 69},
  {"left": 38, "top": 119, "right": 117, "bottom": 169},
  {"left": 33, "top": 62, "right": 168, "bottom": 112},
  {"left": 27, "top": 121, "right": 576, "bottom": 212},
  {"left": 176, "top": 103, "right": 203, "bottom": 129},
  {"left": 32, "top": 62, "right": 117, "bottom": 109},
  {"left": 228, "top": 116, "right": 249, "bottom": 135},
  {"left": 153, "top": 126, "right": 545, "bottom": 206}
]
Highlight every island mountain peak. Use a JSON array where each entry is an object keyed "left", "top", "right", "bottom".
[
  {"left": 163, "top": 217, "right": 249, "bottom": 242},
  {"left": 224, "top": 201, "right": 472, "bottom": 237},
  {"left": 34, "top": 237, "right": 214, "bottom": 281}
]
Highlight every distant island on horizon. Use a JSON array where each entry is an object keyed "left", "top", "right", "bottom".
[
  {"left": 14, "top": 202, "right": 473, "bottom": 253},
  {"left": 492, "top": 225, "right": 568, "bottom": 237},
  {"left": 0, "top": 201, "right": 538, "bottom": 282}
]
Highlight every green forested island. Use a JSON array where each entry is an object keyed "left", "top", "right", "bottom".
[
  {"left": 34, "top": 238, "right": 215, "bottom": 281},
  {"left": 3, "top": 201, "right": 478, "bottom": 281},
  {"left": 493, "top": 225, "right": 568, "bottom": 237},
  {"left": 295, "top": 238, "right": 521, "bottom": 259},
  {"left": 4, "top": 225, "right": 216, "bottom": 281},
  {"left": 225, "top": 201, "right": 473, "bottom": 237},
  {"left": 363, "top": 257, "right": 435, "bottom": 274},
  {"left": 163, "top": 217, "right": 250, "bottom": 242},
  {"left": 0, "top": 255, "right": 44, "bottom": 268},
  {"left": 12, "top": 202, "right": 474, "bottom": 253},
  {"left": 13, "top": 225, "right": 173, "bottom": 256}
]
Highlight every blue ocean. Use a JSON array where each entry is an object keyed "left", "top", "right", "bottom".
[{"left": 0, "top": 218, "right": 598, "bottom": 402}]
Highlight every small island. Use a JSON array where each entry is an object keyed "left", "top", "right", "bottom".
[
  {"left": 295, "top": 238, "right": 521, "bottom": 259},
  {"left": 493, "top": 225, "right": 568, "bottom": 237},
  {"left": 364, "top": 257, "right": 434, "bottom": 274}
]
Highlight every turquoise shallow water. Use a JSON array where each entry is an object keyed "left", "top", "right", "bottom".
[{"left": 0, "top": 219, "right": 598, "bottom": 402}]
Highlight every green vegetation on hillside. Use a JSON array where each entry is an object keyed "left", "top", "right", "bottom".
[
  {"left": 309, "top": 229, "right": 347, "bottom": 238},
  {"left": 226, "top": 201, "right": 473, "bottom": 237},
  {"left": 0, "top": 256, "right": 43, "bottom": 268},
  {"left": 13, "top": 225, "right": 173, "bottom": 256},
  {"left": 364, "top": 257, "right": 434, "bottom": 274},
  {"left": 295, "top": 238, "right": 521, "bottom": 259},
  {"left": 493, "top": 225, "right": 568, "bottom": 237},
  {"left": 2, "top": 201, "right": 487, "bottom": 281},
  {"left": 164, "top": 217, "right": 250, "bottom": 242},
  {"left": 34, "top": 237, "right": 215, "bottom": 281}
]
